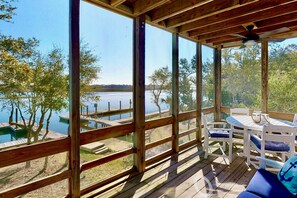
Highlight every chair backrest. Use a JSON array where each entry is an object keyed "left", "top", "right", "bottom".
[
  {"left": 262, "top": 125, "right": 297, "bottom": 155},
  {"left": 230, "top": 108, "right": 250, "bottom": 116},
  {"left": 293, "top": 114, "right": 297, "bottom": 123}
]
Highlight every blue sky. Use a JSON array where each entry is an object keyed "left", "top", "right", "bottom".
[{"left": 0, "top": 0, "right": 264, "bottom": 85}]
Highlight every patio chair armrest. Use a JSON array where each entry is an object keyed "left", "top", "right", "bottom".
[{"left": 256, "top": 156, "right": 284, "bottom": 169}]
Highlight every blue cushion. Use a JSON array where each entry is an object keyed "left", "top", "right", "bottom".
[
  {"left": 250, "top": 134, "right": 290, "bottom": 152},
  {"left": 246, "top": 169, "right": 295, "bottom": 198},
  {"left": 277, "top": 156, "right": 297, "bottom": 195},
  {"left": 237, "top": 191, "right": 262, "bottom": 198},
  {"left": 208, "top": 129, "right": 230, "bottom": 138}
]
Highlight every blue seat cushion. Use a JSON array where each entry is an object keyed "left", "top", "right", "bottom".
[
  {"left": 246, "top": 169, "right": 295, "bottom": 198},
  {"left": 250, "top": 134, "right": 290, "bottom": 152},
  {"left": 208, "top": 129, "right": 230, "bottom": 138},
  {"left": 237, "top": 191, "right": 262, "bottom": 198}
]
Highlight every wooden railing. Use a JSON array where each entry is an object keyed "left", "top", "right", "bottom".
[
  {"left": 12, "top": 106, "right": 294, "bottom": 197},
  {"left": 0, "top": 107, "right": 215, "bottom": 197}
]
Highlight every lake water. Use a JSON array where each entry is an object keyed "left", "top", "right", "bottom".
[{"left": 0, "top": 91, "right": 169, "bottom": 136}]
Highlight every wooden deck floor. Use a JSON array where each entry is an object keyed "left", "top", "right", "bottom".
[{"left": 84, "top": 145, "right": 256, "bottom": 198}]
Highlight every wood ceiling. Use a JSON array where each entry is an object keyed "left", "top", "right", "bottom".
[{"left": 86, "top": 0, "right": 297, "bottom": 48}]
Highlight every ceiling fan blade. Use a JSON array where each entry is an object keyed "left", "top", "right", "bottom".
[
  {"left": 259, "top": 27, "right": 290, "bottom": 38},
  {"left": 230, "top": 33, "right": 247, "bottom": 38}
]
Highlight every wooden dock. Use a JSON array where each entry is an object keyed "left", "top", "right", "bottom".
[
  {"left": 60, "top": 114, "right": 121, "bottom": 127},
  {"left": 0, "top": 126, "right": 66, "bottom": 150},
  {"left": 81, "top": 107, "right": 133, "bottom": 117}
]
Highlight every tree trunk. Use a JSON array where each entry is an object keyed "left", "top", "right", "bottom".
[
  {"left": 42, "top": 156, "right": 49, "bottom": 172},
  {"left": 41, "top": 110, "right": 53, "bottom": 171},
  {"left": 157, "top": 104, "right": 162, "bottom": 117},
  {"left": 9, "top": 103, "right": 14, "bottom": 124}
]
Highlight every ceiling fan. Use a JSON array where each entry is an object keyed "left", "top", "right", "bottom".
[{"left": 230, "top": 24, "right": 290, "bottom": 48}]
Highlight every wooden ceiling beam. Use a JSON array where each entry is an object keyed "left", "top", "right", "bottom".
[
  {"left": 206, "top": 36, "right": 239, "bottom": 44},
  {"left": 110, "top": 0, "right": 126, "bottom": 7},
  {"left": 255, "top": 11, "right": 297, "bottom": 28},
  {"left": 197, "top": 26, "right": 245, "bottom": 41},
  {"left": 166, "top": 0, "right": 257, "bottom": 28},
  {"left": 150, "top": 0, "right": 212, "bottom": 23},
  {"left": 189, "top": 1, "right": 297, "bottom": 37},
  {"left": 197, "top": 12, "right": 297, "bottom": 41},
  {"left": 86, "top": 0, "right": 133, "bottom": 17},
  {"left": 221, "top": 41, "right": 243, "bottom": 48},
  {"left": 180, "top": 0, "right": 294, "bottom": 33},
  {"left": 133, "top": 0, "right": 170, "bottom": 15}
]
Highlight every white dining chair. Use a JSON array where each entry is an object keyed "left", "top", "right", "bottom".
[
  {"left": 202, "top": 113, "right": 233, "bottom": 163},
  {"left": 247, "top": 125, "right": 297, "bottom": 170},
  {"left": 229, "top": 108, "right": 250, "bottom": 147}
]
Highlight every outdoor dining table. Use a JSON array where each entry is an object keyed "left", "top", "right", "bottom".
[{"left": 226, "top": 115, "right": 296, "bottom": 157}]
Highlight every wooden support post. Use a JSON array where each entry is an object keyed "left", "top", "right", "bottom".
[
  {"left": 214, "top": 47, "right": 222, "bottom": 121},
  {"left": 133, "top": 15, "right": 146, "bottom": 172},
  {"left": 94, "top": 103, "right": 97, "bottom": 113},
  {"left": 120, "top": 101, "right": 122, "bottom": 110},
  {"left": 86, "top": 106, "right": 89, "bottom": 115},
  {"left": 80, "top": 106, "right": 83, "bottom": 115},
  {"left": 196, "top": 43, "right": 202, "bottom": 143},
  {"left": 261, "top": 41, "right": 268, "bottom": 113},
  {"left": 172, "top": 33, "right": 179, "bottom": 153},
  {"left": 108, "top": 102, "right": 110, "bottom": 112},
  {"left": 69, "top": 0, "right": 80, "bottom": 197}
]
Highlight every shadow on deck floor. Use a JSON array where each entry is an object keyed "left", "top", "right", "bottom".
[{"left": 83, "top": 144, "right": 256, "bottom": 198}]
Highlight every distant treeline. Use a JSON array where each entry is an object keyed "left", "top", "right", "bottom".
[{"left": 89, "top": 84, "right": 158, "bottom": 92}]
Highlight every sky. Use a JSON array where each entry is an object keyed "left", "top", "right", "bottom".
[{"left": 3, "top": 0, "right": 295, "bottom": 85}]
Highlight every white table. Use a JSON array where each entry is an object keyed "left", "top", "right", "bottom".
[{"left": 226, "top": 115, "right": 296, "bottom": 156}]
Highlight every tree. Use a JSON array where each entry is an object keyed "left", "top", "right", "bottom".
[
  {"left": 268, "top": 43, "right": 297, "bottom": 113},
  {"left": 80, "top": 42, "right": 101, "bottom": 104},
  {"left": 148, "top": 66, "right": 171, "bottom": 117},
  {"left": 0, "top": 34, "right": 100, "bottom": 169},
  {"left": 0, "top": 0, "right": 16, "bottom": 22},
  {"left": 221, "top": 45, "right": 261, "bottom": 109},
  {"left": 179, "top": 57, "right": 196, "bottom": 112}
]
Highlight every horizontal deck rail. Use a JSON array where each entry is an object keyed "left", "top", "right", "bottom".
[
  {"left": 144, "top": 116, "right": 173, "bottom": 130},
  {"left": 146, "top": 149, "right": 174, "bottom": 167},
  {"left": 179, "top": 128, "right": 197, "bottom": 138},
  {"left": 179, "top": 139, "right": 198, "bottom": 151},
  {"left": 145, "top": 136, "right": 173, "bottom": 150},
  {"left": 80, "top": 123, "right": 134, "bottom": 145},
  {"left": 0, "top": 137, "right": 70, "bottom": 168},
  {"left": 0, "top": 170, "right": 71, "bottom": 198},
  {"left": 80, "top": 167, "right": 137, "bottom": 196},
  {"left": 80, "top": 148, "right": 135, "bottom": 172}
]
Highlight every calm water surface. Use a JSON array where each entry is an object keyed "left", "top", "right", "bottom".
[{"left": 0, "top": 91, "right": 169, "bottom": 136}]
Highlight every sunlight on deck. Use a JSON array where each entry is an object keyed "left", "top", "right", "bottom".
[{"left": 83, "top": 145, "right": 256, "bottom": 198}]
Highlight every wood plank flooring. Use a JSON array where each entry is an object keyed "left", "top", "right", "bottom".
[{"left": 83, "top": 145, "right": 256, "bottom": 198}]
